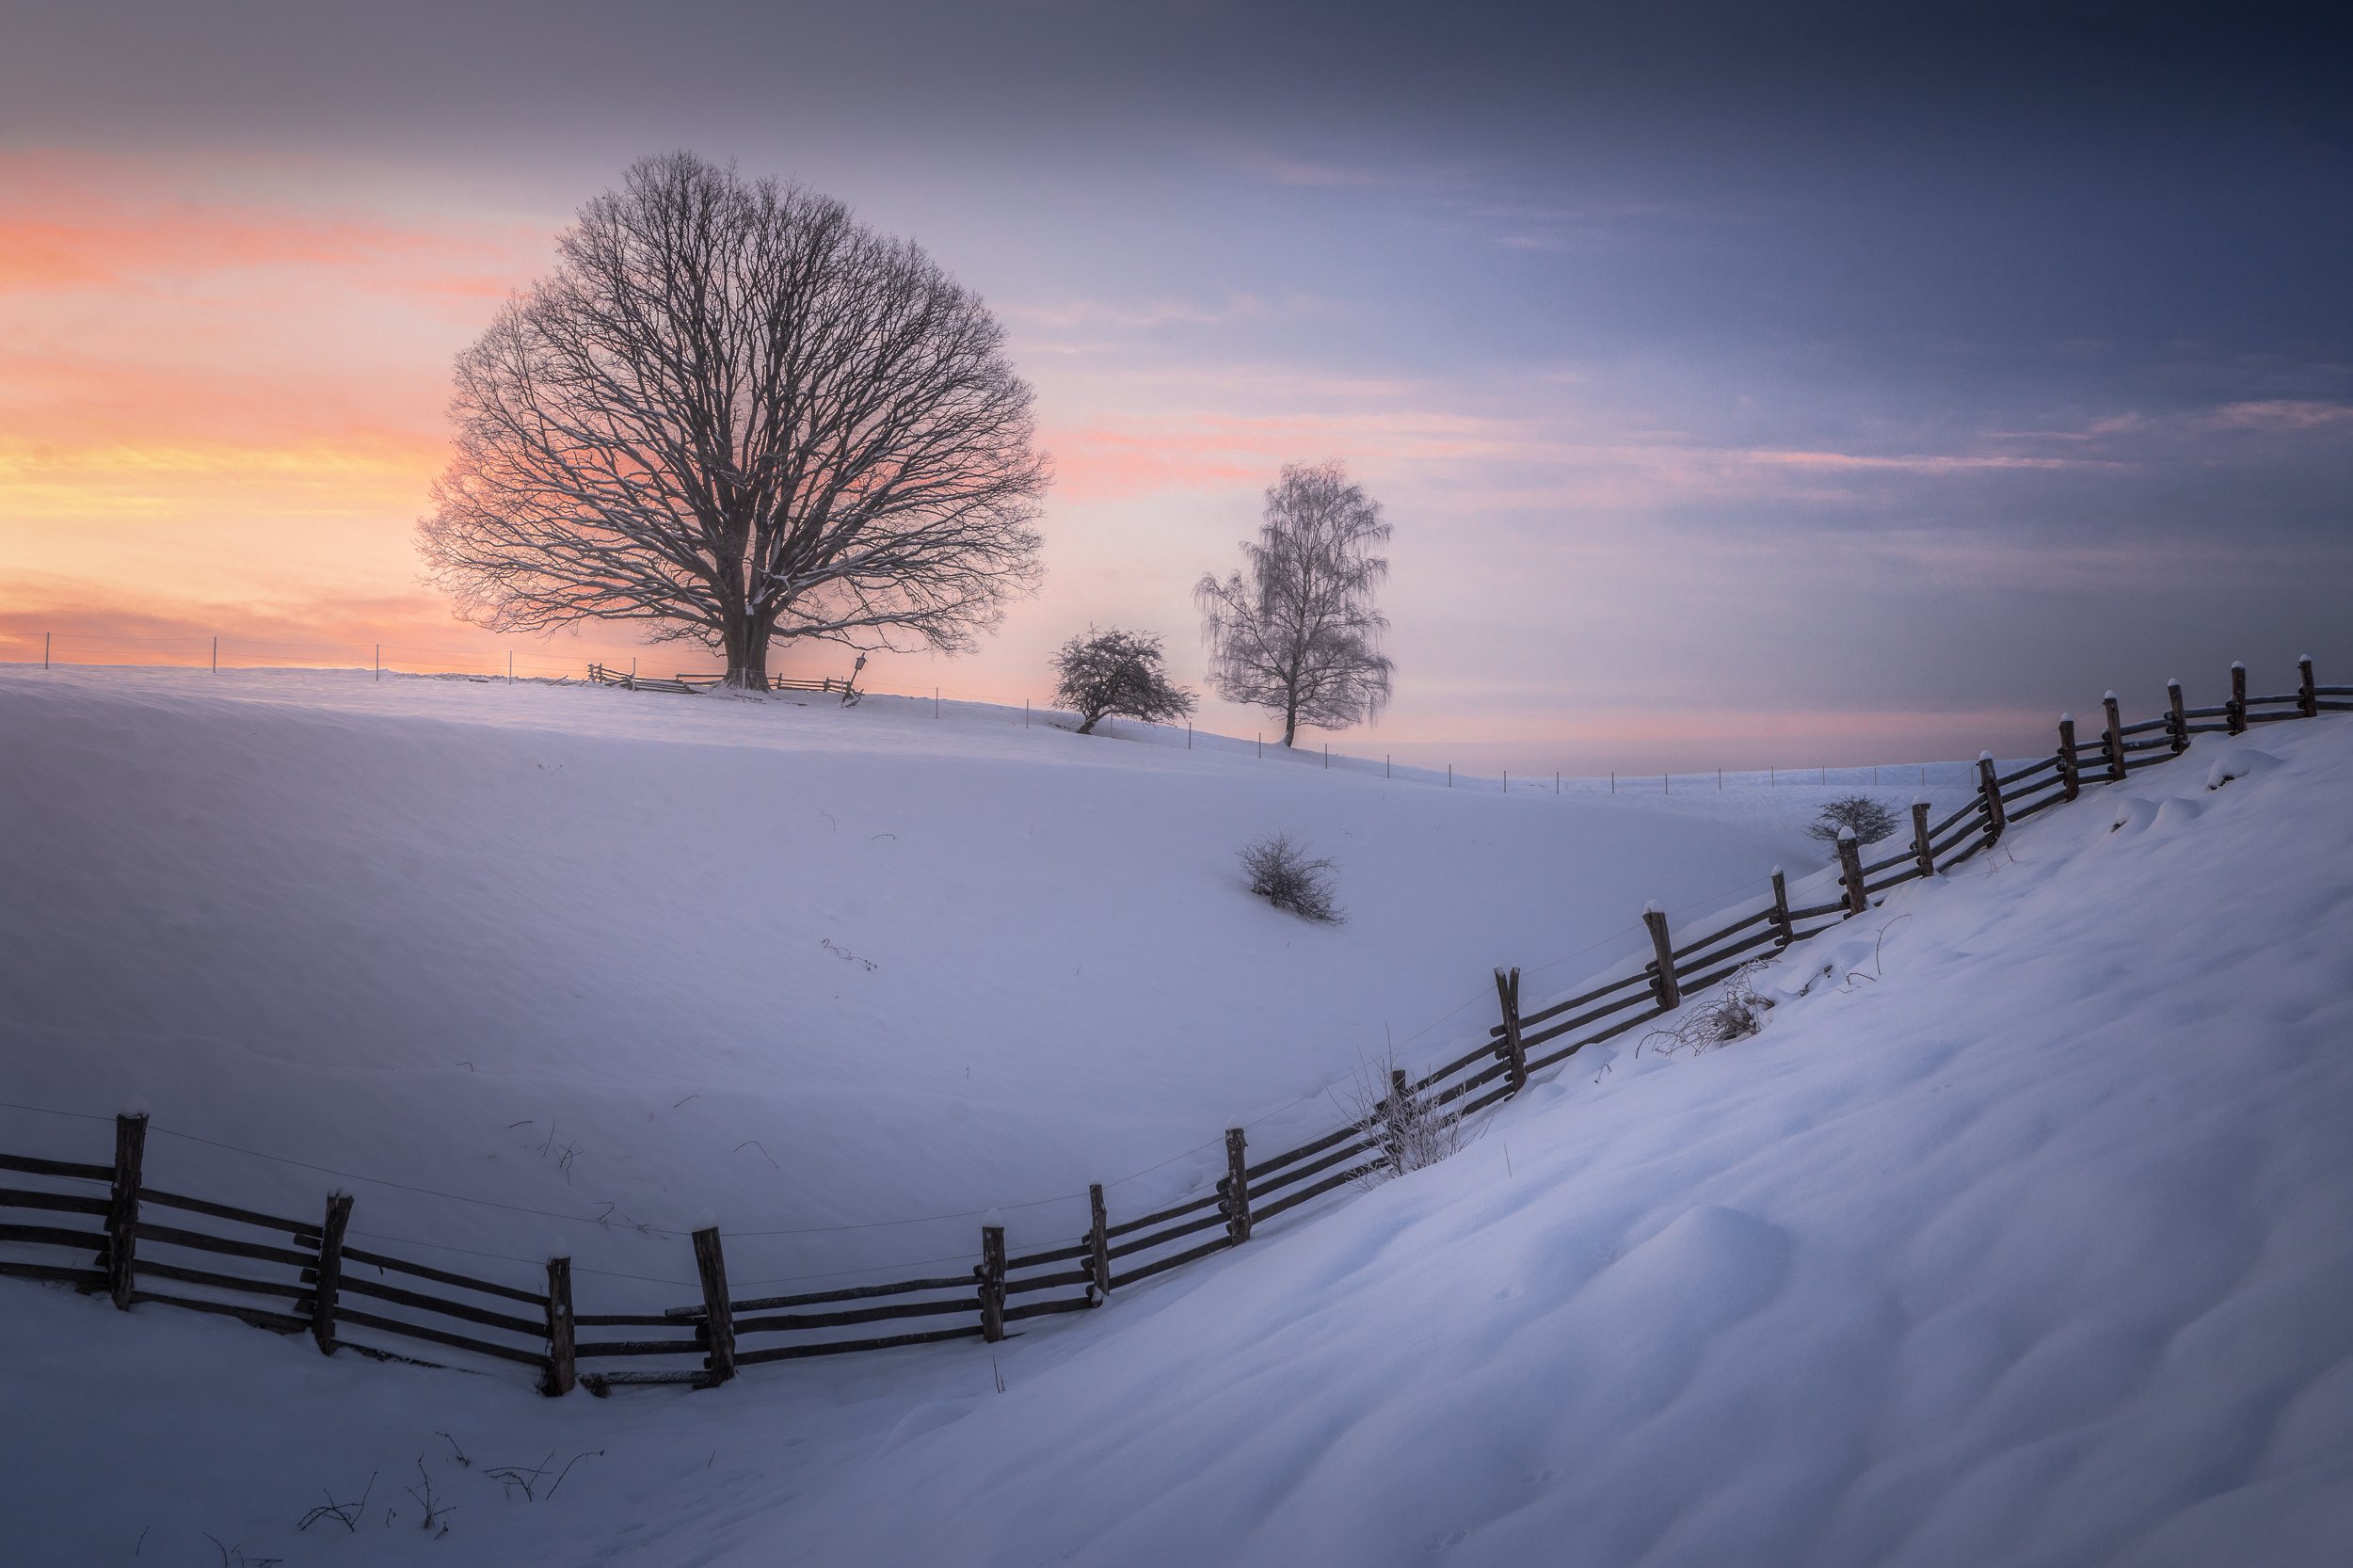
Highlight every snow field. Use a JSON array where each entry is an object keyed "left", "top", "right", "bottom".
[
  {"left": 4, "top": 668, "right": 2347, "bottom": 1566},
  {"left": 0, "top": 666, "right": 1926, "bottom": 1301}
]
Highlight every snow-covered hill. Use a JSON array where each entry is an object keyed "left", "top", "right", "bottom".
[
  {"left": 0, "top": 666, "right": 1920, "bottom": 1294},
  {"left": 3, "top": 669, "right": 2349, "bottom": 1566}
]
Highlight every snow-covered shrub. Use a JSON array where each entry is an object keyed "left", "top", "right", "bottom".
[
  {"left": 1051, "top": 627, "right": 1196, "bottom": 735},
  {"left": 1804, "top": 793, "right": 1898, "bottom": 846},
  {"left": 1239, "top": 832, "right": 1344, "bottom": 923},
  {"left": 1639, "top": 961, "right": 1775, "bottom": 1057},
  {"left": 1331, "top": 1050, "right": 1466, "bottom": 1184}
]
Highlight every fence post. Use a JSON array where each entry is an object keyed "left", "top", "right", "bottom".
[
  {"left": 2299, "top": 654, "right": 2317, "bottom": 718},
  {"left": 2166, "top": 680, "right": 2188, "bottom": 754},
  {"left": 979, "top": 1216, "right": 1007, "bottom": 1342},
  {"left": 1977, "top": 751, "right": 2007, "bottom": 843},
  {"left": 2057, "top": 715, "right": 2080, "bottom": 800},
  {"left": 1835, "top": 827, "right": 1867, "bottom": 916},
  {"left": 211, "top": 635, "right": 217, "bottom": 674},
  {"left": 1769, "top": 867, "right": 1793, "bottom": 949},
  {"left": 1086, "top": 1186, "right": 1111, "bottom": 1303},
  {"left": 1492, "top": 967, "right": 1527, "bottom": 1095},
  {"left": 1220, "top": 1128, "right": 1253, "bottom": 1244},
  {"left": 104, "top": 1112, "right": 148, "bottom": 1310},
  {"left": 309, "top": 1191, "right": 354, "bottom": 1354},
  {"left": 2227, "top": 662, "right": 2246, "bottom": 734},
  {"left": 1381, "top": 1069, "right": 1410, "bottom": 1171},
  {"left": 543, "top": 1255, "right": 577, "bottom": 1396},
  {"left": 1911, "top": 799, "right": 1934, "bottom": 878},
  {"left": 1642, "top": 904, "right": 1681, "bottom": 1009},
  {"left": 691, "top": 1224, "right": 736, "bottom": 1384},
  {"left": 2102, "top": 692, "right": 2126, "bottom": 783}
]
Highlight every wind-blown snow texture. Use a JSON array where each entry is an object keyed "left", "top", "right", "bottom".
[{"left": 3, "top": 669, "right": 2350, "bottom": 1567}]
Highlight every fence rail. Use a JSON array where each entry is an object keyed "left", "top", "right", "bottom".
[
  {"left": 0, "top": 656, "right": 2338, "bottom": 1398},
  {"left": 584, "top": 663, "right": 858, "bottom": 699}
]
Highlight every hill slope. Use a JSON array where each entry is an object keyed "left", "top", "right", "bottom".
[
  {"left": 3, "top": 671, "right": 2348, "bottom": 1566},
  {"left": 0, "top": 666, "right": 1885, "bottom": 1290}
]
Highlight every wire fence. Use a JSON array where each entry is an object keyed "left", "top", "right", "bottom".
[{"left": 9, "top": 624, "right": 2027, "bottom": 797}]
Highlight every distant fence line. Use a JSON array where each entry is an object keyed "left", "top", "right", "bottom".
[
  {"left": 9, "top": 625, "right": 2045, "bottom": 792},
  {"left": 3, "top": 658, "right": 2345, "bottom": 1397}
]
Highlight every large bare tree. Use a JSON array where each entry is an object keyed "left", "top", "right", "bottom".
[
  {"left": 420, "top": 152, "right": 1048, "bottom": 686},
  {"left": 1195, "top": 460, "right": 1394, "bottom": 746}
]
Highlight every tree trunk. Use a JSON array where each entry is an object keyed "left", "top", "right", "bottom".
[{"left": 723, "top": 611, "right": 773, "bottom": 689}]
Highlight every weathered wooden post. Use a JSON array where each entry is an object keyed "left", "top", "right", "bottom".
[
  {"left": 1219, "top": 1128, "right": 1253, "bottom": 1244},
  {"left": 2057, "top": 715, "right": 2080, "bottom": 800},
  {"left": 1382, "top": 1069, "right": 1411, "bottom": 1171},
  {"left": 1910, "top": 799, "right": 1934, "bottom": 878},
  {"left": 543, "top": 1255, "right": 577, "bottom": 1396},
  {"left": 2166, "top": 680, "right": 2188, "bottom": 755},
  {"left": 2102, "top": 692, "right": 2126, "bottom": 783},
  {"left": 104, "top": 1112, "right": 148, "bottom": 1311},
  {"left": 1085, "top": 1186, "right": 1112, "bottom": 1302},
  {"left": 310, "top": 1191, "right": 354, "bottom": 1354},
  {"left": 690, "top": 1222, "right": 736, "bottom": 1384},
  {"left": 2299, "top": 655, "right": 2317, "bottom": 718},
  {"left": 1641, "top": 903, "right": 1681, "bottom": 1010},
  {"left": 979, "top": 1215, "right": 1007, "bottom": 1342},
  {"left": 1492, "top": 967, "right": 1528, "bottom": 1095},
  {"left": 1977, "top": 751, "right": 2007, "bottom": 843},
  {"left": 1835, "top": 827, "right": 1867, "bottom": 917},
  {"left": 1769, "top": 868, "right": 1793, "bottom": 950},
  {"left": 2227, "top": 662, "right": 2247, "bottom": 734}
]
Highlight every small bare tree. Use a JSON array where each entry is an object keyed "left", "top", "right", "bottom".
[
  {"left": 1240, "top": 831, "right": 1344, "bottom": 923},
  {"left": 421, "top": 152, "right": 1048, "bottom": 688},
  {"left": 1805, "top": 794, "right": 1899, "bottom": 846},
  {"left": 1195, "top": 460, "right": 1393, "bottom": 745},
  {"left": 1051, "top": 627, "right": 1195, "bottom": 735}
]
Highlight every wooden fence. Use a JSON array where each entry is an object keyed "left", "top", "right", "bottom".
[
  {"left": 584, "top": 662, "right": 857, "bottom": 698},
  {"left": 4, "top": 659, "right": 2345, "bottom": 1397}
]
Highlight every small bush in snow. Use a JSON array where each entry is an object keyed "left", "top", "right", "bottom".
[
  {"left": 1051, "top": 627, "right": 1196, "bottom": 735},
  {"left": 1639, "top": 961, "right": 1775, "bottom": 1057},
  {"left": 1331, "top": 1049, "right": 1467, "bottom": 1184},
  {"left": 1240, "top": 831, "right": 1344, "bottom": 923},
  {"left": 1804, "top": 793, "right": 1898, "bottom": 846}
]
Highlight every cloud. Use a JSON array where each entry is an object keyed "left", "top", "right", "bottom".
[
  {"left": 0, "top": 149, "right": 541, "bottom": 300},
  {"left": 2209, "top": 399, "right": 2353, "bottom": 432}
]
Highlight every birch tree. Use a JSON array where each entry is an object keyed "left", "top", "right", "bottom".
[
  {"left": 419, "top": 152, "right": 1048, "bottom": 687},
  {"left": 1195, "top": 461, "right": 1394, "bottom": 745}
]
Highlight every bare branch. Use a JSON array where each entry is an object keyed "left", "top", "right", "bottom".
[{"left": 420, "top": 152, "right": 1048, "bottom": 685}]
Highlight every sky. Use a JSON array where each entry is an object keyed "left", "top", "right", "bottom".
[{"left": 1, "top": 0, "right": 2347, "bottom": 771}]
